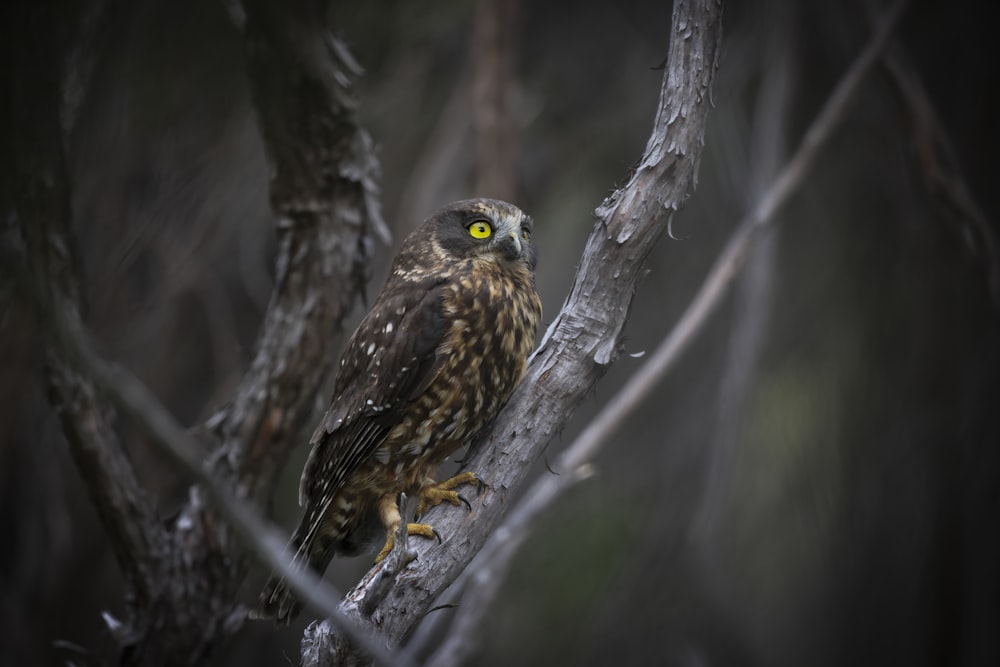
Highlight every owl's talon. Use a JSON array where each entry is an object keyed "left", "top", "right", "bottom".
[
  {"left": 472, "top": 474, "right": 489, "bottom": 495},
  {"left": 416, "top": 471, "right": 481, "bottom": 516},
  {"left": 407, "top": 521, "right": 440, "bottom": 544},
  {"left": 374, "top": 522, "right": 440, "bottom": 563}
]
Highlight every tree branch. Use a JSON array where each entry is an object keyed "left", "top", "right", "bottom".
[
  {"left": 13, "top": 0, "right": 391, "bottom": 663},
  {"left": 302, "top": 0, "right": 724, "bottom": 663},
  {"left": 10, "top": 0, "right": 165, "bottom": 620},
  {"left": 422, "top": 2, "right": 910, "bottom": 662},
  {"left": 473, "top": 0, "right": 518, "bottom": 200},
  {"left": 209, "top": 0, "right": 387, "bottom": 498},
  {"left": 30, "top": 289, "right": 405, "bottom": 667},
  {"left": 872, "top": 15, "right": 1000, "bottom": 303}
]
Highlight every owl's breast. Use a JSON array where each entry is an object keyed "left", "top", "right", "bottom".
[{"left": 377, "top": 262, "right": 541, "bottom": 483}]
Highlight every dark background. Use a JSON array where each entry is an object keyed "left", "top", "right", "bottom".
[{"left": 2, "top": 0, "right": 998, "bottom": 665}]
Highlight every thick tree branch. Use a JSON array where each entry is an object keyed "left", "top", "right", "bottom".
[
  {"left": 303, "top": 0, "right": 723, "bottom": 663},
  {"left": 422, "top": 3, "right": 910, "bottom": 662},
  {"left": 210, "top": 0, "right": 386, "bottom": 498}
]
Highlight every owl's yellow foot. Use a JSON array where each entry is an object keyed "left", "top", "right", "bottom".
[
  {"left": 372, "top": 476, "right": 481, "bottom": 564},
  {"left": 416, "top": 471, "right": 482, "bottom": 516},
  {"left": 374, "top": 522, "right": 439, "bottom": 563}
]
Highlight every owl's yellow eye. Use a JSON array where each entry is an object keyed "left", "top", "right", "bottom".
[
  {"left": 521, "top": 227, "right": 531, "bottom": 241},
  {"left": 468, "top": 220, "right": 492, "bottom": 239}
]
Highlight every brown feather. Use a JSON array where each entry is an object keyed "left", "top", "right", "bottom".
[{"left": 252, "top": 199, "right": 541, "bottom": 625}]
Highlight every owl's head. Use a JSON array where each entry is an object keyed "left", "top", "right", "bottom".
[{"left": 421, "top": 199, "right": 537, "bottom": 272}]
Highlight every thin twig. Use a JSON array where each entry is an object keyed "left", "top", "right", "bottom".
[
  {"left": 878, "top": 40, "right": 1000, "bottom": 302},
  {"left": 549, "top": 0, "right": 907, "bottom": 481},
  {"left": 423, "top": 1, "right": 910, "bottom": 662},
  {"left": 699, "top": 0, "right": 793, "bottom": 535},
  {"left": 35, "top": 300, "right": 408, "bottom": 667}
]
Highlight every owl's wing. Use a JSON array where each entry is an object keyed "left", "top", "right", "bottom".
[{"left": 297, "top": 275, "right": 449, "bottom": 510}]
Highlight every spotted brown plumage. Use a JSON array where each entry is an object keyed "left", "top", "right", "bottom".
[{"left": 251, "top": 199, "right": 541, "bottom": 624}]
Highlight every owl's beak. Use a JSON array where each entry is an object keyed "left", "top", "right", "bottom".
[{"left": 492, "top": 231, "right": 522, "bottom": 261}]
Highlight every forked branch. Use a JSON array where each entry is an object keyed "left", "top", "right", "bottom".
[{"left": 303, "top": 0, "right": 724, "bottom": 663}]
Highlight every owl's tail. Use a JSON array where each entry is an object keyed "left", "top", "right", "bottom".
[{"left": 248, "top": 531, "right": 334, "bottom": 626}]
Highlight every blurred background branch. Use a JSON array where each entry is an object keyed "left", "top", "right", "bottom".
[
  {"left": 473, "top": 0, "right": 519, "bottom": 201},
  {"left": 26, "top": 241, "right": 402, "bottom": 665},
  {"left": 873, "top": 22, "right": 1000, "bottom": 304},
  {"left": 11, "top": 0, "right": 165, "bottom": 626},
  {"left": 6, "top": 0, "right": 385, "bottom": 663}
]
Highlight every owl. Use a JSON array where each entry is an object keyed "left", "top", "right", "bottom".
[{"left": 252, "top": 198, "right": 541, "bottom": 624}]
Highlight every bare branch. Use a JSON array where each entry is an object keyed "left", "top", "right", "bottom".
[
  {"left": 874, "top": 26, "right": 1000, "bottom": 303},
  {"left": 473, "top": 0, "right": 519, "bottom": 200},
  {"left": 10, "top": 0, "right": 165, "bottom": 613},
  {"left": 32, "top": 292, "right": 405, "bottom": 667},
  {"left": 209, "top": 0, "right": 386, "bottom": 498},
  {"left": 14, "top": 0, "right": 393, "bottom": 662},
  {"left": 302, "top": 0, "right": 724, "bottom": 663},
  {"left": 424, "top": 2, "right": 911, "bottom": 660}
]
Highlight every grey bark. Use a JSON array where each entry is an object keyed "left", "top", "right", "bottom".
[
  {"left": 299, "top": 0, "right": 914, "bottom": 662},
  {"left": 302, "top": 0, "right": 724, "bottom": 663}
]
